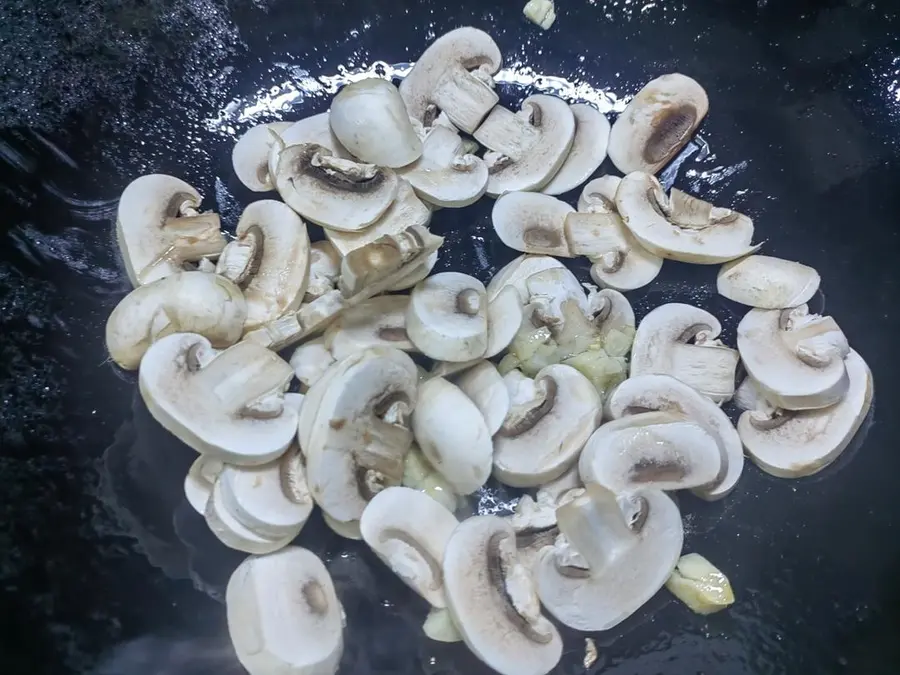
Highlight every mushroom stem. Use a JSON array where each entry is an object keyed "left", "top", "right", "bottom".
[
  {"left": 669, "top": 342, "right": 739, "bottom": 402},
  {"left": 311, "top": 152, "right": 378, "bottom": 182},
  {"left": 555, "top": 486, "right": 635, "bottom": 573},
  {"left": 781, "top": 313, "right": 849, "bottom": 368},
  {"left": 145, "top": 213, "right": 227, "bottom": 282}
]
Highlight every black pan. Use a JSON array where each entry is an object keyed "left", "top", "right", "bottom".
[{"left": 2, "top": 0, "right": 900, "bottom": 673}]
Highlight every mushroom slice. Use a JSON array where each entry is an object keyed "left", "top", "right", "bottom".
[
  {"left": 232, "top": 121, "right": 293, "bottom": 192},
  {"left": 361, "top": 486, "right": 459, "bottom": 607},
  {"left": 116, "top": 174, "right": 227, "bottom": 286},
  {"left": 738, "top": 304, "right": 850, "bottom": 410},
  {"left": 139, "top": 333, "right": 297, "bottom": 465},
  {"left": 324, "top": 295, "right": 415, "bottom": 360},
  {"left": 564, "top": 211, "right": 663, "bottom": 292},
  {"left": 227, "top": 546, "right": 343, "bottom": 675},
  {"left": 423, "top": 607, "right": 463, "bottom": 643},
  {"left": 733, "top": 376, "right": 775, "bottom": 415},
  {"left": 399, "top": 125, "right": 489, "bottom": 207},
  {"left": 665, "top": 553, "right": 735, "bottom": 615},
  {"left": 216, "top": 446, "right": 314, "bottom": 539},
  {"left": 738, "top": 350, "right": 872, "bottom": 478},
  {"left": 400, "top": 27, "right": 502, "bottom": 134},
  {"left": 717, "top": 255, "right": 820, "bottom": 309},
  {"left": 407, "top": 272, "right": 488, "bottom": 362},
  {"left": 606, "top": 374, "right": 745, "bottom": 501},
  {"left": 577, "top": 175, "right": 621, "bottom": 213},
  {"left": 323, "top": 513, "right": 363, "bottom": 540},
  {"left": 274, "top": 142, "right": 400, "bottom": 232},
  {"left": 475, "top": 95, "right": 576, "bottom": 196},
  {"left": 306, "top": 241, "right": 342, "bottom": 302},
  {"left": 443, "top": 516, "right": 563, "bottom": 675},
  {"left": 330, "top": 78, "right": 423, "bottom": 167},
  {"left": 184, "top": 456, "right": 224, "bottom": 514},
  {"left": 304, "top": 348, "right": 418, "bottom": 524},
  {"left": 630, "top": 303, "right": 740, "bottom": 404},
  {"left": 402, "top": 443, "right": 460, "bottom": 513},
  {"left": 267, "top": 112, "right": 350, "bottom": 180},
  {"left": 492, "top": 192, "right": 575, "bottom": 257},
  {"left": 525, "top": 267, "right": 593, "bottom": 339},
  {"left": 455, "top": 361, "right": 510, "bottom": 435},
  {"left": 536, "top": 484, "right": 683, "bottom": 631},
  {"left": 607, "top": 73, "right": 708, "bottom": 174},
  {"left": 485, "top": 286, "right": 525, "bottom": 358},
  {"left": 494, "top": 364, "right": 602, "bottom": 487},
  {"left": 290, "top": 339, "right": 335, "bottom": 392},
  {"left": 205, "top": 478, "right": 297, "bottom": 554},
  {"left": 412, "top": 377, "right": 493, "bottom": 494},
  {"left": 389, "top": 251, "right": 439, "bottom": 292},
  {"left": 106, "top": 271, "right": 246, "bottom": 370},
  {"left": 486, "top": 254, "right": 565, "bottom": 302},
  {"left": 508, "top": 493, "right": 562, "bottom": 573},
  {"left": 218, "top": 200, "right": 311, "bottom": 331},
  {"left": 541, "top": 104, "right": 611, "bottom": 196},
  {"left": 578, "top": 411, "right": 723, "bottom": 493},
  {"left": 616, "top": 172, "right": 760, "bottom": 264},
  {"left": 325, "top": 179, "right": 432, "bottom": 257}
]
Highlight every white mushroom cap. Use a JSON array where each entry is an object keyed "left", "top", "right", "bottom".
[
  {"left": 232, "top": 121, "right": 293, "bottom": 192},
  {"left": 116, "top": 174, "right": 227, "bottom": 286},
  {"left": 608, "top": 73, "right": 709, "bottom": 174},
  {"left": 578, "top": 411, "right": 723, "bottom": 493},
  {"left": 305, "top": 240, "right": 342, "bottom": 301},
  {"left": 577, "top": 175, "right": 621, "bottom": 212},
  {"left": 738, "top": 350, "right": 872, "bottom": 478},
  {"left": 485, "top": 286, "right": 525, "bottom": 358},
  {"left": 541, "top": 104, "right": 610, "bottom": 196},
  {"left": 442, "top": 516, "right": 563, "bottom": 675},
  {"left": 274, "top": 143, "right": 400, "bottom": 232},
  {"left": 455, "top": 360, "right": 511, "bottom": 435},
  {"left": 226, "top": 546, "right": 344, "bottom": 675},
  {"left": 412, "top": 377, "right": 493, "bottom": 494},
  {"left": 324, "top": 295, "right": 415, "bottom": 360},
  {"left": 325, "top": 179, "right": 432, "bottom": 257},
  {"left": 106, "top": 271, "right": 246, "bottom": 370},
  {"left": 630, "top": 303, "right": 740, "bottom": 404},
  {"left": 616, "top": 172, "right": 760, "bottom": 264},
  {"left": 400, "top": 27, "right": 502, "bottom": 133},
  {"left": 535, "top": 484, "right": 683, "bottom": 631},
  {"left": 399, "top": 125, "right": 489, "bottom": 207},
  {"left": 492, "top": 192, "right": 574, "bottom": 257},
  {"left": 738, "top": 305, "right": 851, "bottom": 410},
  {"left": 486, "top": 254, "right": 564, "bottom": 302},
  {"left": 606, "top": 374, "right": 745, "bottom": 501},
  {"left": 184, "top": 455, "right": 224, "bottom": 514},
  {"left": 407, "top": 272, "right": 488, "bottom": 362},
  {"left": 402, "top": 443, "right": 460, "bottom": 513},
  {"left": 290, "top": 339, "right": 335, "bottom": 392},
  {"left": 216, "top": 446, "right": 314, "bottom": 539},
  {"left": 494, "top": 364, "right": 602, "bottom": 488},
  {"left": 205, "top": 478, "right": 298, "bottom": 554},
  {"left": 389, "top": 251, "right": 439, "bottom": 292},
  {"left": 475, "top": 95, "right": 576, "bottom": 196},
  {"left": 717, "top": 255, "right": 820, "bottom": 309},
  {"left": 330, "top": 78, "right": 423, "bottom": 168},
  {"left": 524, "top": 267, "right": 593, "bottom": 337},
  {"left": 267, "top": 112, "right": 350, "bottom": 180},
  {"left": 139, "top": 333, "right": 298, "bottom": 465},
  {"left": 360, "top": 486, "right": 459, "bottom": 607}
]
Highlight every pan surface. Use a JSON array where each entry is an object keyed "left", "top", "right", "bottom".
[{"left": 1, "top": 0, "right": 900, "bottom": 673}]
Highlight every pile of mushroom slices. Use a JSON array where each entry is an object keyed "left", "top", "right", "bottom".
[{"left": 99, "top": 24, "right": 876, "bottom": 675}]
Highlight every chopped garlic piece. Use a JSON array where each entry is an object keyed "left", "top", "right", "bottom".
[
  {"left": 523, "top": 0, "right": 557, "bottom": 29},
  {"left": 666, "top": 553, "right": 735, "bottom": 615},
  {"left": 584, "top": 637, "right": 598, "bottom": 669}
]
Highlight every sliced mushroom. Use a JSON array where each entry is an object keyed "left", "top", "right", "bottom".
[
  {"left": 492, "top": 192, "right": 574, "bottom": 257},
  {"left": 289, "top": 339, "right": 335, "bottom": 392},
  {"left": 537, "top": 464, "right": 583, "bottom": 504},
  {"left": 227, "top": 546, "right": 343, "bottom": 675},
  {"left": 508, "top": 493, "right": 562, "bottom": 573},
  {"left": 737, "top": 304, "right": 850, "bottom": 410},
  {"left": 216, "top": 446, "right": 314, "bottom": 539},
  {"left": 325, "top": 179, "right": 432, "bottom": 257},
  {"left": 535, "top": 484, "right": 683, "bottom": 631},
  {"left": 443, "top": 516, "right": 563, "bottom": 675},
  {"left": 303, "top": 348, "right": 417, "bottom": 525},
  {"left": 423, "top": 607, "right": 463, "bottom": 643},
  {"left": 361, "top": 486, "right": 459, "bottom": 607},
  {"left": 485, "top": 285, "right": 526, "bottom": 358},
  {"left": 605, "top": 374, "right": 745, "bottom": 501},
  {"left": 274, "top": 142, "right": 400, "bottom": 232},
  {"left": 116, "top": 174, "right": 227, "bottom": 286},
  {"left": 630, "top": 303, "right": 740, "bottom": 404},
  {"left": 524, "top": 267, "right": 593, "bottom": 342},
  {"left": 184, "top": 456, "right": 224, "bottom": 514},
  {"left": 616, "top": 172, "right": 760, "bottom": 264},
  {"left": 407, "top": 272, "right": 488, "bottom": 362},
  {"left": 475, "top": 95, "right": 576, "bottom": 196},
  {"left": 608, "top": 73, "right": 708, "bottom": 174},
  {"left": 717, "top": 255, "right": 820, "bottom": 309},
  {"left": 494, "top": 364, "right": 602, "bottom": 487},
  {"left": 578, "top": 411, "right": 723, "bottom": 493},
  {"left": 106, "top": 271, "right": 246, "bottom": 370},
  {"left": 139, "top": 333, "right": 298, "bottom": 465},
  {"left": 400, "top": 27, "right": 502, "bottom": 134},
  {"left": 324, "top": 295, "right": 415, "bottom": 359},
  {"left": 402, "top": 443, "right": 460, "bottom": 513},
  {"left": 399, "top": 125, "right": 489, "bottom": 207},
  {"left": 306, "top": 240, "right": 342, "bottom": 301},
  {"left": 412, "top": 377, "right": 493, "bottom": 494},
  {"left": 738, "top": 350, "right": 872, "bottom": 478},
  {"left": 733, "top": 376, "right": 775, "bottom": 415},
  {"left": 541, "top": 104, "right": 610, "bottom": 196},
  {"left": 323, "top": 513, "right": 363, "bottom": 540},
  {"left": 455, "top": 360, "right": 511, "bottom": 435},
  {"left": 267, "top": 112, "right": 350, "bottom": 180},
  {"left": 665, "top": 553, "right": 735, "bottom": 615},
  {"left": 205, "top": 477, "right": 298, "bottom": 554},
  {"left": 486, "top": 254, "right": 565, "bottom": 302},
  {"left": 232, "top": 121, "right": 293, "bottom": 192},
  {"left": 577, "top": 175, "right": 621, "bottom": 213}
]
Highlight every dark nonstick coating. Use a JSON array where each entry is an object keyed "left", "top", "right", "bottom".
[{"left": 2, "top": 0, "right": 900, "bottom": 673}]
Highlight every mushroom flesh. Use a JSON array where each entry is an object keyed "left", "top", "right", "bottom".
[
  {"left": 399, "top": 125, "right": 489, "bottom": 207},
  {"left": 324, "top": 295, "right": 415, "bottom": 359},
  {"left": 454, "top": 360, "right": 511, "bottom": 435},
  {"left": 541, "top": 103, "right": 610, "bottom": 196},
  {"left": 717, "top": 254, "right": 820, "bottom": 310},
  {"left": 492, "top": 192, "right": 574, "bottom": 257},
  {"left": 407, "top": 272, "right": 488, "bottom": 362},
  {"left": 232, "top": 121, "right": 293, "bottom": 192}
]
